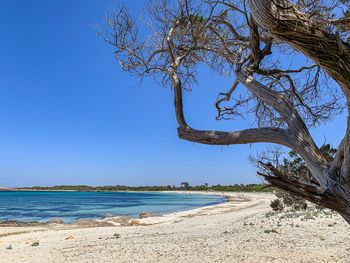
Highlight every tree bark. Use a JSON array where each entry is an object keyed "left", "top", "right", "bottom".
[
  {"left": 235, "top": 71, "right": 329, "bottom": 187},
  {"left": 249, "top": 0, "right": 350, "bottom": 223},
  {"left": 249, "top": 0, "right": 350, "bottom": 97}
]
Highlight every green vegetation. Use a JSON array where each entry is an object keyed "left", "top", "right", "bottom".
[
  {"left": 269, "top": 144, "right": 336, "bottom": 212},
  {"left": 265, "top": 207, "right": 337, "bottom": 222},
  {"left": 16, "top": 183, "right": 271, "bottom": 192}
]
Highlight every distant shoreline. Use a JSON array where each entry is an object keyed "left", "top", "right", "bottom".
[
  {"left": 0, "top": 183, "right": 272, "bottom": 193},
  {"left": 0, "top": 188, "right": 78, "bottom": 192}
]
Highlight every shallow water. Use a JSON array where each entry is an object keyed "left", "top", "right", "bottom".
[{"left": 0, "top": 191, "right": 226, "bottom": 223}]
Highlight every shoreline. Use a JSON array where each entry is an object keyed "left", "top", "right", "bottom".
[
  {"left": 0, "top": 192, "right": 269, "bottom": 229},
  {"left": 0, "top": 190, "right": 232, "bottom": 227}
]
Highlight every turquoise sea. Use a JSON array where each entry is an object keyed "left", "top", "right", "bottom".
[{"left": 0, "top": 191, "right": 226, "bottom": 223}]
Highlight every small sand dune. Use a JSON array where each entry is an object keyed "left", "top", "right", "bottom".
[{"left": 0, "top": 192, "right": 349, "bottom": 263}]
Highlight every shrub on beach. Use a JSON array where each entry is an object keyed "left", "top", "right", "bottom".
[
  {"left": 273, "top": 190, "right": 308, "bottom": 211},
  {"left": 254, "top": 144, "right": 336, "bottom": 212},
  {"left": 270, "top": 199, "right": 284, "bottom": 212}
]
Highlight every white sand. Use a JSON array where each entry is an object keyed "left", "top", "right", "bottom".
[{"left": 0, "top": 192, "right": 349, "bottom": 263}]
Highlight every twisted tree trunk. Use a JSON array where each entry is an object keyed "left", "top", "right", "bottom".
[{"left": 249, "top": 0, "right": 350, "bottom": 224}]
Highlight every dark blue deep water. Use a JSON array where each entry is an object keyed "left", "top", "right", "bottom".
[{"left": 0, "top": 191, "right": 226, "bottom": 223}]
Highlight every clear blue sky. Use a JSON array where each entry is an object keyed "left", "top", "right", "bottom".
[{"left": 0, "top": 1, "right": 346, "bottom": 187}]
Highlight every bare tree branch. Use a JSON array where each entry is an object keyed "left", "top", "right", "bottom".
[{"left": 104, "top": 0, "right": 350, "bottom": 223}]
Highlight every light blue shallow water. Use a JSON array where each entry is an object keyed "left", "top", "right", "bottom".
[{"left": 0, "top": 191, "right": 226, "bottom": 223}]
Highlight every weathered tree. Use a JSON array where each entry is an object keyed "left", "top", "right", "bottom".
[
  {"left": 253, "top": 144, "right": 337, "bottom": 211},
  {"left": 101, "top": 0, "right": 350, "bottom": 223}
]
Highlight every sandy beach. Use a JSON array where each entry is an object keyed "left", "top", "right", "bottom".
[{"left": 0, "top": 192, "right": 349, "bottom": 263}]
